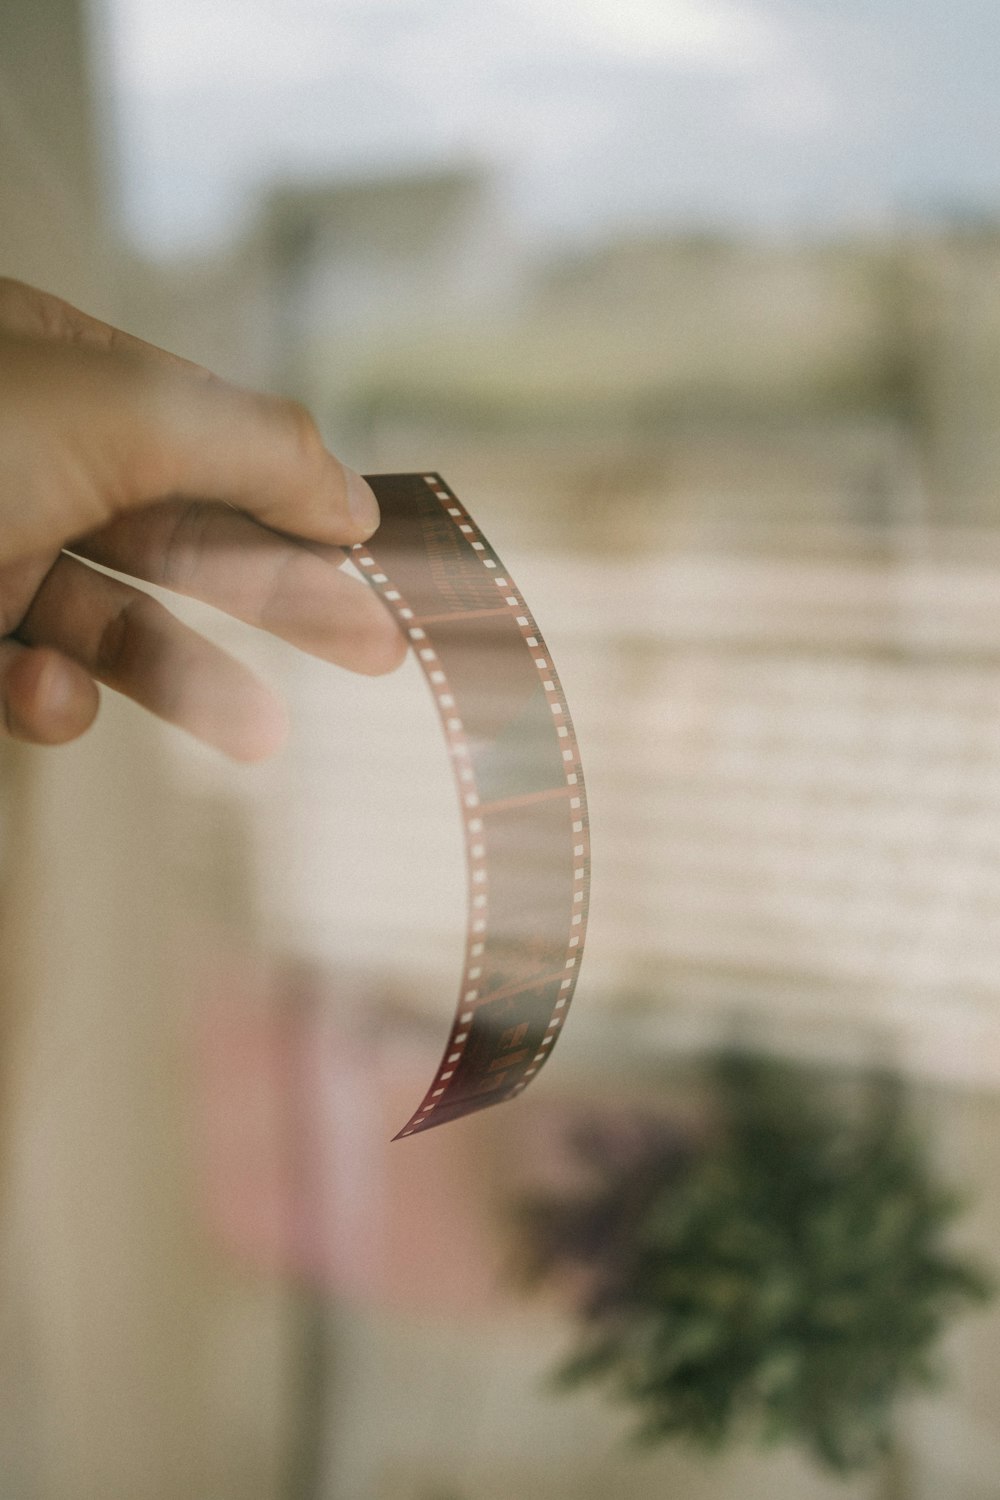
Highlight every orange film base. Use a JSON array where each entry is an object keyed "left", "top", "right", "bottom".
[{"left": 357, "top": 474, "right": 591, "bottom": 1138}]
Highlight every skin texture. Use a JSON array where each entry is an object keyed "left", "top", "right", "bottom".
[{"left": 0, "top": 279, "right": 406, "bottom": 760}]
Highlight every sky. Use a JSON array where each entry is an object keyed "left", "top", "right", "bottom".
[{"left": 100, "top": 0, "right": 1000, "bottom": 257}]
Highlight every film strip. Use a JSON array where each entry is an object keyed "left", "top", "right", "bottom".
[{"left": 355, "top": 474, "right": 591, "bottom": 1138}]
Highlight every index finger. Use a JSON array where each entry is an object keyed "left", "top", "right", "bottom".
[
  {"left": 121, "top": 362, "right": 382, "bottom": 544},
  {"left": 0, "top": 287, "right": 381, "bottom": 551}
]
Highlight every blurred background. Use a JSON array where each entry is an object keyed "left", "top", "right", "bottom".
[{"left": 4, "top": 1, "right": 1000, "bottom": 1496}]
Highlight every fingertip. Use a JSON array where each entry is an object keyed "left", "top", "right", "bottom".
[
  {"left": 343, "top": 468, "right": 381, "bottom": 541},
  {"left": 355, "top": 620, "right": 409, "bottom": 677},
  {"left": 5, "top": 648, "right": 99, "bottom": 746},
  {"left": 322, "top": 576, "right": 408, "bottom": 676},
  {"left": 224, "top": 688, "right": 290, "bottom": 764}
]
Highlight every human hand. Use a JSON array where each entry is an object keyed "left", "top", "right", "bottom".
[{"left": 0, "top": 279, "right": 405, "bottom": 760}]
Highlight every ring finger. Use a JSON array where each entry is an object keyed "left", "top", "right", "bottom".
[
  {"left": 0, "top": 638, "right": 99, "bottom": 746},
  {"left": 17, "top": 553, "right": 290, "bottom": 761}
]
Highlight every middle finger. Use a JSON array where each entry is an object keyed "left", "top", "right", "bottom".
[{"left": 71, "top": 500, "right": 406, "bottom": 677}]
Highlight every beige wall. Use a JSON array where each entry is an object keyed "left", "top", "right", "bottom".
[{"left": 0, "top": 6, "right": 293, "bottom": 1497}]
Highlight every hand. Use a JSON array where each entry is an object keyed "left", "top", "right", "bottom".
[{"left": 0, "top": 279, "right": 405, "bottom": 760}]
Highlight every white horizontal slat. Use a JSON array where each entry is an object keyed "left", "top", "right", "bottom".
[{"left": 164, "top": 541, "right": 1000, "bottom": 1081}]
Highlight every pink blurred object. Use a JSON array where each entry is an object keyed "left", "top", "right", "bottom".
[{"left": 194, "top": 953, "right": 513, "bottom": 1314}]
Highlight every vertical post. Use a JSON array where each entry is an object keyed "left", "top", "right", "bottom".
[{"left": 0, "top": 0, "right": 115, "bottom": 310}]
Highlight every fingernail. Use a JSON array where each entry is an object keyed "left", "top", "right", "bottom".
[{"left": 344, "top": 467, "right": 380, "bottom": 537}]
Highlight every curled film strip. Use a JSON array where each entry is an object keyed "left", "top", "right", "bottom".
[{"left": 355, "top": 474, "right": 591, "bottom": 1139}]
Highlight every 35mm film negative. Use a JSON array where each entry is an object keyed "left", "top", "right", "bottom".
[{"left": 355, "top": 474, "right": 591, "bottom": 1138}]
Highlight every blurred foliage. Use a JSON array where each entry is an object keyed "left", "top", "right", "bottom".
[{"left": 516, "top": 1053, "right": 992, "bottom": 1475}]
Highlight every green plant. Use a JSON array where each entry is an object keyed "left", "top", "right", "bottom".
[{"left": 517, "top": 1053, "right": 992, "bottom": 1475}]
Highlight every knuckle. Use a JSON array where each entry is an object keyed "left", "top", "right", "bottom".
[
  {"left": 27, "top": 285, "right": 72, "bottom": 342},
  {"left": 258, "top": 548, "right": 300, "bottom": 633},
  {"left": 95, "top": 593, "right": 159, "bottom": 679},
  {"left": 0, "top": 277, "right": 54, "bottom": 338},
  {"left": 0, "top": 276, "right": 26, "bottom": 314},
  {"left": 126, "top": 425, "right": 174, "bottom": 505},
  {"left": 280, "top": 398, "right": 327, "bottom": 472},
  {"left": 159, "top": 500, "right": 216, "bottom": 590}
]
